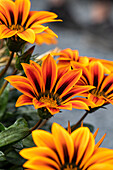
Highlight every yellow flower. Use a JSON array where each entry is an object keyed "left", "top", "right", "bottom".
[
  {"left": 0, "top": 0, "right": 60, "bottom": 44},
  {"left": 20, "top": 123, "right": 113, "bottom": 170}
]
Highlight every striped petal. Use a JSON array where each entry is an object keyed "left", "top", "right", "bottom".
[
  {"left": 62, "top": 85, "right": 95, "bottom": 103},
  {"left": 89, "top": 61, "right": 104, "bottom": 88},
  {"left": 15, "top": 0, "right": 30, "bottom": 26},
  {"left": 55, "top": 70, "right": 82, "bottom": 98},
  {"left": 0, "top": 0, "right": 15, "bottom": 25},
  {"left": 17, "top": 28, "right": 35, "bottom": 44},
  {"left": 22, "top": 63, "right": 43, "bottom": 96},
  {"left": 16, "top": 94, "right": 33, "bottom": 107},
  {"left": 69, "top": 99, "right": 89, "bottom": 110},
  {"left": 25, "top": 11, "right": 58, "bottom": 28},
  {"left": 9, "top": 82, "right": 35, "bottom": 98},
  {"left": 5, "top": 75, "right": 30, "bottom": 85},
  {"left": 23, "top": 156, "right": 60, "bottom": 170},
  {"left": 100, "top": 74, "right": 113, "bottom": 92},
  {"left": 42, "top": 54, "right": 57, "bottom": 92},
  {"left": 20, "top": 147, "right": 60, "bottom": 166},
  {"left": 88, "top": 163, "right": 113, "bottom": 170},
  {"left": 71, "top": 127, "right": 94, "bottom": 166},
  {"left": 0, "top": 25, "right": 17, "bottom": 39},
  {"left": 52, "top": 123, "right": 74, "bottom": 165},
  {"left": 84, "top": 148, "right": 113, "bottom": 169}
]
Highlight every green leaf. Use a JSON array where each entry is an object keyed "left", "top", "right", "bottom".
[
  {"left": 0, "top": 151, "right": 6, "bottom": 161},
  {"left": 0, "top": 84, "right": 9, "bottom": 120},
  {"left": 0, "top": 123, "right": 6, "bottom": 132},
  {"left": 0, "top": 118, "right": 30, "bottom": 148}
]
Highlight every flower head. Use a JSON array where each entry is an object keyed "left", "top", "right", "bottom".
[
  {"left": 20, "top": 122, "right": 113, "bottom": 170},
  {"left": 6, "top": 54, "right": 94, "bottom": 117},
  {"left": 57, "top": 48, "right": 113, "bottom": 74},
  {"left": 76, "top": 61, "right": 113, "bottom": 107},
  {"left": 0, "top": 0, "right": 60, "bottom": 50}
]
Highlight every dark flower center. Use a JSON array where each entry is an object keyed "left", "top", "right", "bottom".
[
  {"left": 62, "top": 164, "right": 81, "bottom": 170},
  {"left": 9, "top": 24, "right": 24, "bottom": 32},
  {"left": 91, "top": 88, "right": 106, "bottom": 98},
  {"left": 38, "top": 91, "right": 62, "bottom": 108}
]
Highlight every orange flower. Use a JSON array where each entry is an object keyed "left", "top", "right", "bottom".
[
  {"left": 6, "top": 54, "right": 94, "bottom": 116},
  {"left": 0, "top": 0, "right": 60, "bottom": 44},
  {"left": 35, "top": 28, "right": 58, "bottom": 45},
  {"left": 20, "top": 123, "right": 113, "bottom": 170},
  {"left": 57, "top": 48, "right": 113, "bottom": 74},
  {"left": 76, "top": 61, "right": 113, "bottom": 107}
]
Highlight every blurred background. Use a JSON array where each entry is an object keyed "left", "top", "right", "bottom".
[{"left": 31, "top": 0, "right": 113, "bottom": 148}]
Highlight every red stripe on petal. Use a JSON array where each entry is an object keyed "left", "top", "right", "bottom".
[
  {"left": 42, "top": 54, "right": 57, "bottom": 92},
  {"left": 15, "top": 0, "right": 30, "bottom": 26},
  {"left": 0, "top": 25, "right": 17, "bottom": 39}
]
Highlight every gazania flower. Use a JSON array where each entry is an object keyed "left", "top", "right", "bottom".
[
  {"left": 57, "top": 48, "right": 113, "bottom": 74},
  {"left": 35, "top": 28, "right": 58, "bottom": 45},
  {"left": 6, "top": 54, "right": 94, "bottom": 117},
  {"left": 76, "top": 61, "right": 113, "bottom": 107},
  {"left": 20, "top": 122, "right": 113, "bottom": 170},
  {"left": 0, "top": 0, "right": 60, "bottom": 45}
]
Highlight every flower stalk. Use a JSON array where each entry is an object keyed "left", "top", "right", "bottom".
[
  {"left": 71, "top": 110, "right": 89, "bottom": 131},
  {"left": 0, "top": 51, "right": 14, "bottom": 79}
]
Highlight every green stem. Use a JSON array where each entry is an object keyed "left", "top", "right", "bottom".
[
  {"left": 71, "top": 110, "right": 89, "bottom": 131},
  {"left": 0, "top": 68, "right": 17, "bottom": 96},
  {"left": 0, "top": 51, "right": 14, "bottom": 79}
]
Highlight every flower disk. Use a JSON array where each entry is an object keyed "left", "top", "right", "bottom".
[
  {"left": 20, "top": 123, "right": 113, "bottom": 170},
  {"left": 6, "top": 54, "right": 94, "bottom": 116}
]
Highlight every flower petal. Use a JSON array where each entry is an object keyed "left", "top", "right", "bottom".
[
  {"left": 25, "top": 11, "right": 58, "bottom": 28},
  {"left": 69, "top": 99, "right": 89, "bottom": 110},
  {"left": 88, "top": 163, "right": 113, "bottom": 170},
  {"left": 84, "top": 148, "right": 113, "bottom": 169},
  {"left": 42, "top": 54, "right": 57, "bottom": 92},
  {"left": 20, "top": 147, "right": 60, "bottom": 166},
  {"left": 71, "top": 127, "right": 94, "bottom": 165},
  {"left": 15, "top": 0, "right": 30, "bottom": 26},
  {"left": 0, "top": 25, "right": 17, "bottom": 39},
  {"left": 23, "top": 156, "right": 60, "bottom": 170},
  {"left": 32, "top": 129, "right": 56, "bottom": 150},
  {"left": 52, "top": 123, "right": 74, "bottom": 165},
  {"left": 47, "top": 107, "right": 60, "bottom": 115},
  {"left": 17, "top": 28, "right": 35, "bottom": 43},
  {"left": 5, "top": 75, "right": 30, "bottom": 85},
  {"left": 9, "top": 82, "right": 35, "bottom": 98},
  {"left": 89, "top": 61, "right": 104, "bottom": 89},
  {"left": 0, "top": 0, "right": 15, "bottom": 25},
  {"left": 30, "top": 25, "right": 48, "bottom": 34},
  {"left": 16, "top": 94, "right": 33, "bottom": 107},
  {"left": 55, "top": 69, "right": 82, "bottom": 98},
  {"left": 62, "top": 85, "right": 95, "bottom": 103},
  {"left": 22, "top": 63, "right": 43, "bottom": 96},
  {"left": 33, "top": 98, "right": 48, "bottom": 109}
]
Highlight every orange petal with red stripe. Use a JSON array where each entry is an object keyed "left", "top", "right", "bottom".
[
  {"left": 16, "top": 94, "right": 33, "bottom": 107},
  {"left": 42, "top": 54, "right": 57, "bottom": 92},
  {"left": 0, "top": 25, "right": 17, "bottom": 39},
  {"left": 15, "top": 0, "right": 30, "bottom": 26}
]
